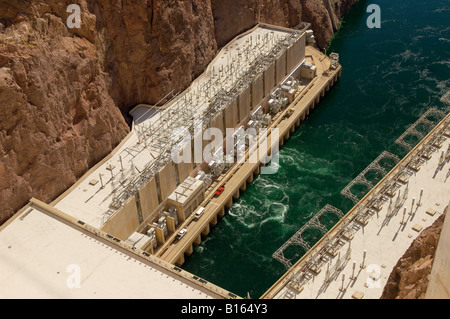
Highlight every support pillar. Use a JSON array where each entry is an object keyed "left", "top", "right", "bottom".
[
  {"left": 218, "top": 207, "right": 225, "bottom": 218},
  {"left": 194, "top": 234, "right": 201, "bottom": 246},
  {"left": 155, "top": 227, "right": 165, "bottom": 245},
  {"left": 176, "top": 254, "right": 185, "bottom": 267},
  {"left": 210, "top": 214, "right": 218, "bottom": 226},
  {"left": 202, "top": 224, "right": 210, "bottom": 236},
  {"left": 185, "top": 244, "right": 194, "bottom": 256}
]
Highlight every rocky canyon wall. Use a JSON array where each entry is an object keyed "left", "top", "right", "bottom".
[
  {"left": 0, "top": 0, "right": 357, "bottom": 224},
  {"left": 381, "top": 207, "right": 448, "bottom": 299}
]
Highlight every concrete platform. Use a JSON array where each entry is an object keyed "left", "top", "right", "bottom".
[
  {"left": 155, "top": 46, "right": 341, "bottom": 266},
  {"left": 0, "top": 205, "right": 226, "bottom": 299},
  {"left": 263, "top": 113, "right": 450, "bottom": 299},
  {"left": 48, "top": 24, "right": 305, "bottom": 232},
  {"left": 0, "top": 24, "right": 338, "bottom": 299}
]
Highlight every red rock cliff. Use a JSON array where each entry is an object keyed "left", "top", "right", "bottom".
[
  {"left": 0, "top": 0, "right": 357, "bottom": 224},
  {"left": 381, "top": 207, "right": 448, "bottom": 299}
]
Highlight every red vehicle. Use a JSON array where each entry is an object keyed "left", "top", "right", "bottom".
[{"left": 214, "top": 185, "right": 225, "bottom": 197}]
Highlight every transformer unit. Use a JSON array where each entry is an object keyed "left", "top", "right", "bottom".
[
  {"left": 203, "top": 174, "right": 212, "bottom": 189},
  {"left": 235, "top": 143, "right": 246, "bottom": 160},
  {"left": 262, "top": 114, "right": 272, "bottom": 127},
  {"left": 208, "top": 146, "right": 225, "bottom": 177},
  {"left": 270, "top": 87, "right": 289, "bottom": 110},
  {"left": 250, "top": 105, "right": 263, "bottom": 121},
  {"left": 208, "top": 160, "right": 225, "bottom": 177},
  {"left": 268, "top": 98, "right": 281, "bottom": 114},
  {"left": 271, "top": 88, "right": 281, "bottom": 100},
  {"left": 243, "top": 126, "right": 257, "bottom": 147},
  {"left": 153, "top": 216, "right": 167, "bottom": 236},
  {"left": 146, "top": 228, "right": 158, "bottom": 249},
  {"left": 212, "top": 147, "right": 224, "bottom": 163},
  {"left": 330, "top": 52, "right": 339, "bottom": 70},
  {"left": 305, "top": 30, "right": 316, "bottom": 45},
  {"left": 232, "top": 126, "right": 245, "bottom": 142},
  {"left": 281, "top": 84, "right": 297, "bottom": 104},
  {"left": 247, "top": 119, "right": 261, "bottom": 130},
  {"left": 230, "top": 126, "right": 246, "bottom": 153},
  {"left": 301, "top": 62, "right": 317, "bottom": 79},
  {"left": 225, "top": 154, "right": 234, "bottom": 168},
  {"left": 196, "top": 170, "right": 206, "bottom": 179},
  {"left": 164, "top": 207, "right": 178, "bottom": 226},
  {"left": 195, "top": 170, "right": 212, "bottom": 189},
  {"left": 126, "top": 231, "right": 156, "bottom": 251},
  {"left": 285, "top": 76, "right": 299, "bottom": 90},
  {"left": 280, "top": 96, "right": 289, "bottom": 109}
]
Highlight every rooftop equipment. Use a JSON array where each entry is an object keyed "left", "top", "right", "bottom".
[
  {"left": 208, "top": 146, "right": 225, "bottom": 177},
  {"left": 250, "top": 106, "right": 264, "bottom": 121},
  {"left": 281, "top": 82, "right": 298, "bottom": 103},
  {"left": 247, "top": 119, "right": 261, "bottom": 131},
  {"left": 305, "top": 30, "right": 316, "bottom": 45},
  {"left": 262, "top": 114, "right": 272, "bottom": 127},
  {"left": 145, "top": 228, "right": 158, "bottom": 249},
  {"left": 330, "top": 52, "right": 339, "bottom": 70},
  {"left": 268, "top": 98, "right": 281, "bottom": 114},
  {"left": 153, "top": 216, "right": 168, "bottom": 236},
  {"left": 126, "top": 232, "right": 155, "bottom": 251},
  {"left": 195, "top": 170, "right": 212, "bottom": 189},
  {"left": 164, "top": 207, "right": 178, "bottom": 226},
  {"left": 280, "top": 96, "right": 289, "bottom": 108},
  {"left": 225, "top": 154, "right": 234, "bottom": 168},
  {"left": 208, "top": 160, "right": 225, "bottom": 177},
  {"left": 301, "top": 62, "right": 317, "bottom": 79}
]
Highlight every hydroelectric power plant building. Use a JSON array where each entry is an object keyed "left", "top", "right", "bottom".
[{"left": 0, "top": 23, "right": 344, "bottom": 298}]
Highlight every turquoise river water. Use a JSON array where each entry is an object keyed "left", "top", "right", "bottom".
[{"left": 182, "top": 0, "right": 450, "bottom": 298}]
